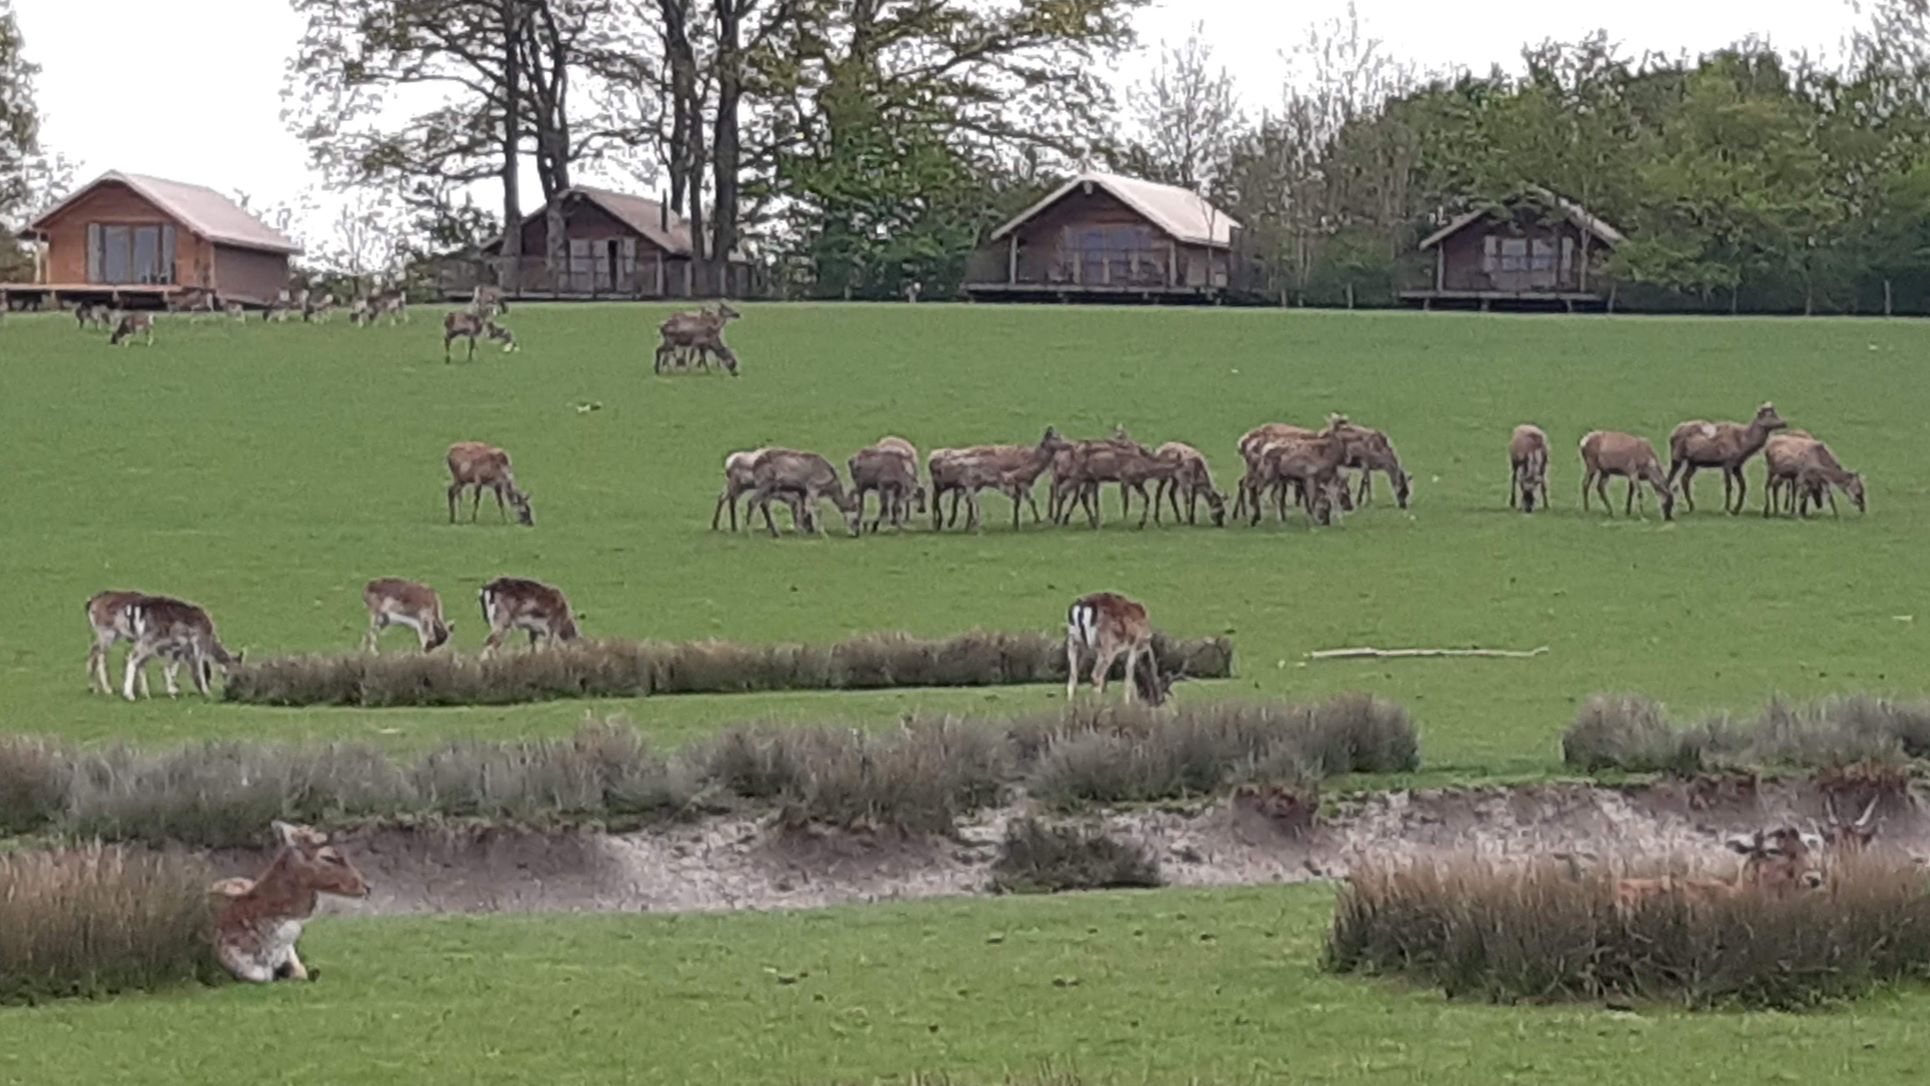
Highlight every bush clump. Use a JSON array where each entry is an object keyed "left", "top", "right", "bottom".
[
  {"left": 0, "top": 845, "right": 221, "bottom": 1004},
  {"left": 1326, "top": 855, "right": 1930, "bottom": 1009},
  {"left": 989, "top": 817, "right": 1162, "bottom": 894},
  {"left": 1562, "top": 694, "right": 1930, "bottom": 775},
  {"left": 221, "top": 630, "right": 1237, "bottom": 707}
]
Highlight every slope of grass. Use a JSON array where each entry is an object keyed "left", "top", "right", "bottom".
[
  {"left": 1, "top": 305, "right": 1926, "bottom": 780},
  {"left": 3, "top": 887, "right": 1925, "bottom": 1085}
]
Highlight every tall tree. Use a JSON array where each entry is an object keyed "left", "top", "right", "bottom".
[
  {"left": 0, "top": 0, "right": 41, "bottom": 227},
  {"left": 1118, "top": 22, "right": 1243, "bottom": 190}
]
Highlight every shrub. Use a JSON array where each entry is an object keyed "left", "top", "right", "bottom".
[
  {"left": 1562, "top": 694, "right": 1930, "bottom": 774},
  {"left": 0, "top": 845, "right": 220, "bottom": 1004},
  {"left": 221, "top": 630, "right": 1238, "bottom": 707},
  {"left": 1326, "top": 855, "right": 1930, "bottom": 1009},
  {"left": 989, "top": 818, "right": 1162, "bottom": 894},
  {"left": 0, "top": 736, "right": 66, "bottom": 836}
]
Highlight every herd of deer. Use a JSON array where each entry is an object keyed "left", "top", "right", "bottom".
[{"left": 712, "top": 417, "right": 1415, "bottom": 538}]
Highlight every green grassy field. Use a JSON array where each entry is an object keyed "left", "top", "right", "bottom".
[
  {"left": 5, "top": 886, "right": 1926, "bottom": 1086},
  {"left": 4, "top": 303, "right": 1930, "bottom": 1082},
  {"left": 1, "top": 304, "right": 1923, "bottom": 770}
]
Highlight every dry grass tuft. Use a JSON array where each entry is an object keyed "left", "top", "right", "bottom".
[
  {"left": 989, "top": 817, "right": 1162, "bottom": 894},
  {"left": 1563, "top": 694, "right": 1930, "bottom": 775},
  {"left": 0, "top": 844, "right": 220, "bottom": 1004},
  {"left": 1327, "top": 854, "right": 1930, "bottom": 1009}
]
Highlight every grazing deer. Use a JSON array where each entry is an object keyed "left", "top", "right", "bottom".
[
  {"left": 848, "top": 446, "right": 926, "bottom": 532},
  {"left": 301, "top": 293, "right": 337, "bottom": 323},
  {"left": 362, "top": 578, "right": 452, "bottom": 652},
  {"left": 121, "top": 595, "right": 243, "bottom": 701},
  {"left": 75, "top": 302, "right": 114, "bottom": 330},
  {"left": 1150, "top": 442, "right": 1227, "bottom": 527},
  {"left": 1509, "top": 424, "right": 1551, "bottom": 513},
  {"left": 1579, "top": 430, "right": 1676, "bottom": 520},
  {"left": 929, "top": 428, "right": 1071, "bottom": 532},
  {"left": 366, "top": 289, "right": 409, "bottom": 325},
  {"left": 108, "top": 312, "right": 154, "bottom": 346},
  {"left": 1667, "top": 402, "right": 1788, "bottom": 515},
  {"left": 1340, "top": 426, "right": 1412, "bottom": 509},
  {"left": 712, "top": 448, "right": 770, "bottom": 531},
  {"left": 213, "top": 820, "right": 370, "bottom": 983},
  {"left": 478, "top": 576, "right": 580, "bottom": 654},
  {"left": 165, "top": 287, "right": 218, "bottom": 320},
  {"left": 1614, "top": 827, "right": 1826, "bottom": 911},
  {"left": 444, "top": 311, "right": 516, "bottom": 360},
  {"left": 471, "top": 285, "right": 508, "bottom": 319},
  {"left": 747, "top": 448, "right": 862, "bottom": 537},
  {"left": 446, "top": 441, "right": 534, "bottom": 526},
  {"left": 1064, "top": 591, "right": 1174, "bottom": 705},
  {"left": 85, "top": 590, "right": 148, "bottom": 696}
]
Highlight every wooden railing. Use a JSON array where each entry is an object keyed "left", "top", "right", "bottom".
[
  {"left": 966, "top": 247, "right": 1211, "bottom": 290},
  {"left": 433, "top": 255, "right": 690, "bottom": 299}
]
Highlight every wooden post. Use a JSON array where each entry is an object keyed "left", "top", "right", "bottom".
[
  {"left": 1434, "top": 245, "right": 1445, "bottom": 291},
  {"left": 1007, "top": 235, "right": 1018, "bottom": 283},
  {"left": 1167, "top": 243, "right": 1176, "bottom": 285}
]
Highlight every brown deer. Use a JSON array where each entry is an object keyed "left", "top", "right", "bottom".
[
  {"left": 478, "top": 576, "right": 580, "bottom": 654},
  {"left": 1056, "top": 441, "right": 1182, "bottom": 530},
  {"left": 1339, "top": 426, "right": 1413, "bottom": 509},
  {"left": 1796, "top": 454, "right": 1867, "bottom": 517},
  {"left": 85, "top": 590, "right": 148, "bottom": 696},
  {"left": 365, "top": 289, "right": 409, "bottom": 325},
  {"left": 362, "top": 578, "right": 453, "bottom": 652},
  {"left": 848, "top": 445, "right": 925, "bottom": 532},
  {"left": 75, "top": 302, "right": 113, "bottom": 330},
  {"left": 471, "top": 285, "right": 508, "bottom": 318},
  {"left": 712, "top": 448, "right": 771, "bottom": 530},
  {"left": 444, "top": 311, "right": 516, "bottom": 361},
  {"left": 121, "top": 595, "right": 243, "bottom": 701},
  {"left": 1667, "top": 402, "right": 1788, "bottom": 514},
  {"left": 446, "top": 441, "right": 534, "bottom": 526},
  {"left": 656, "top": 302, "right": 742, "bottom": 374},
  {"left": 928, "top": 428, "right": 1070, "bottom": 531},
  {"left": 213, "top": 820, "right": 370, "bottom": 983},
  {"left": 1150, "top": 442, "right": 1227, "bottom": 526},
  {"left": 1614, "top": 827, "right": 1825, "bottom": 911},
  {"left": 1579, "top": 430, "right": 1676, "bottom": 520},
  {"left": 1508, "top": 424, "right": 1550, "bottom": 513},
  {"left": 747, "top": 449, "right": 862, "bottom": 537},
  {"left": 108, "top": 312, "right": 154, "bottom": 346},
  {"left": 1249, "top": 419, "right": 1353, "bottom": 526},
  {"left": 1047, "top": 427, "right": 1152, "bottom": 525},
  {"left": 1064, "top": 592, "right": 1174, "bottom": 705}
]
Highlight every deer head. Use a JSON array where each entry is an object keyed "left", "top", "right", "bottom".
[
  {"left": 1823, "top": 793, "right": 1881, "bottom": 852},
  {"left": 1725, "top": 826, "right": 1827, "bottom": 893},
  {"left": 510, "top": 489, "right": 535, "bottom": 527},
  {"left": 270, "top": 820, "right": 371, "bottom": 899},
  {"left": 1752, "top": 402, "right": 1788, "bottom": 434}
]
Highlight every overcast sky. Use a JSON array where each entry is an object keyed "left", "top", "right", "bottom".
[{"left": 12, "top": 0, "right": 1865, "bottom": 249}]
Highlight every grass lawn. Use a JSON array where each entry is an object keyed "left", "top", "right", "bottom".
[
  {"left": 5, "top": 885, "right": 1928, "bottom": 1085},
  {"left": 2, "top": 303, "right": 1924, "bottom": 775}
]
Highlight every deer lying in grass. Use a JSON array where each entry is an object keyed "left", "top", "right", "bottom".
[
  {"left": 120, "top": 595, "right": 243, "bottom": 701},
  {"left": 75, "top": 302, "right": 113, "bottom": 330},
  {"left": 1509, "top": 424, "right": 1550, "bottom": 513},
  {"left": 1614, "top": 827, "right": 1826, "bottom": 911},
  {"left": 444, "top": 311, "right": 517, "bottom": 360},
  {"left": 656, "top": 302, "right": 741, "bottom": 374},
  {"left": 446, "top": 441, "right": 535, "bottom": 526},
  {"left": 108, "top": 312, "right": 154, "bottom": 346},
  {"left": 479, "top": 576, "right": 580, "bottom": 654},
  {"left": 848, "top": 438, "right": 926, "bottom": 532},
  {"left": 362, "top": 578, "right": 452, "bottom": 652},
  {"left": 1579, "top": 430, "right": 1676, "bottom": 520},
  {"left": 1150, "top": 442, "right": 1226, "bottom": 526},
  {"left": 85, "top": 589, "right": 148, "bottom": 696},
  {"left": 213, "top": 820, "right": 370, "bottom": 983},
  {"left": 929, "top": 428, "right": 1070, "bottom": 531},
  {"left": 1065, "top": 592, "right": 1176, "bottom": 705},
  {"left": 1667, "top": 402, "right": 1787, "bottom": 514},
  {"left": 748, "top": 448, "right": 861, "bottom": 537}
]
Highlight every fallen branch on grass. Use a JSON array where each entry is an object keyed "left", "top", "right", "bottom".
[{"left": 1306, "top": 645, "right": 1550, "bottom": 661}]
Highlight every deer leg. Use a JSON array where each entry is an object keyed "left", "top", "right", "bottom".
[
  {"left": 711, "top": 487, "right": 732, "bottom": 531},
  {"left": 363, "top": 614, "right": 385, "bottom": 653},
  {"left": 1357, "top": 472, "right": 1372, "bottom": 506},
  {"left": 123, "top": 645, "right": 152, "bottom": 701},
  {"left": 448, "top": 483, "right": 462, "bottom": 523},
  {"left": 1580, "top": 469, "right": 1592, "bottom": 512},
  {"left": 1065, "top": 638, "right": 1081, "bottom": 700},
  {"left": 1596, "top": 474, "right": 1611, "bottom": 512},
  {"left": 283, "top": 946, "right": 310, "bottom": 982},
  {"left": 1678, "top": 465, "right": 1697, "bottom": 512},
  {"left": 1136, "top": 483, "right": 1153, "bottom": 528},
  {"left": 1023, "top": 488, "right": 1043, "bottom": 525},
  {"left": 1093, "top": 645, "right": 1119, "bottom": 696},
  {"left": 88, "top": 640, "right": 108, "bottom": 694},
  {"left": 189, "top": 649, "right": 213, "bottom": 696},
  {"left": 1121, "top": 644, "right": 1140, "bottom": 703},
  {"left": 1728, "top": 466, "right": 1745, "bottom": 515},
  {"left": 492, "top": 483, "right": 509, "bottom": 522},
  {"left": 480, "top": 623, "right": 510, "bottom": 657}
]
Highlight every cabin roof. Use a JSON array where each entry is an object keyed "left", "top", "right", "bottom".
[
  {"left": 1418, "top": 188, "right": 1624, "bottom": 251},
  {"left": 23, "top": 171, "right": 301, "bottom": 254},
  {"left": 482, "top": 186, "right": 751, "bottom": 260},
  {"left": 988, "top": 171, "right": 1241, "bottom": 249}
]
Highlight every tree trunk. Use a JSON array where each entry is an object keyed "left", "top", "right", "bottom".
[
  {"left": 710, "top": 0, "right": 744, "bottom": 298},
  {"left": 499, "top": 0, "right": 524, "bottom": 294},
  {"left": 1885, "top": 278, "right": 1894, "bottom": 316},
  {"left": 660, "top": 0, "right": 706, "bottom": 295},
  {"left": 1345, "top": 282, "right": 1355, "bottom": 309}
]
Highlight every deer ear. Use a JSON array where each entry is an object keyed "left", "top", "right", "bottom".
[
  {"left": 272, "top": 820, "right": 302, "bottom": 848},
  {"left": 1724, "top": 833, "right": 1759, "bottom": 855}
]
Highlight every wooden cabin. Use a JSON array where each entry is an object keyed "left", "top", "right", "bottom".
[
  {"left": 1402, "top": 191, "right": 1624, "bottom": 310},
  {"left": 437, "top": 186, "right": 751, "bottom": 301},
  {"left": 8, "top": 171, "right": 300, "bottom": 308},
  {"left": 964, "top": 171, "right": 1248, "bottom": 303}
]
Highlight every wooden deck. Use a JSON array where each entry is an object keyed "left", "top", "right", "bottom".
[
  {"left": 962, "top": 281, "right": 1223, "bottom": 305},
  {"left": 0, "top": 282, "right": 185, "bottom": 310},
  {"left": 1400, "top": 288, "right": 1608, "bottom": 312}
]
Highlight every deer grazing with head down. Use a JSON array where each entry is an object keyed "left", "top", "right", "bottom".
[
  {"left": 120, "top": 595, "right": 244, "bottom": 701},
  {"left": 747, "top": 448, "right": 862, "bottom": 537},
  {"left": 362, "top": 578, "right": 452, "bottom": 652},
  {"left": 108, "top": 311, "right": 154, "bottom": 346},
  {"left": 712, "top": 448, "right": 770, "bottom": 531},
  {"left": 1150, "top": 442, "right": 1227, "bottom": 527},
  {"left": 478, "top": 576, "right": 580, "bottom": 655},
  {"left": 75, "top": 302, "right": 113, "bottom": 330},
  {"left": 446, "top": 441, "right": 534, "bottom": 526},
  {"left": 1509, "top": 424, "right": 1550, "bottom": 513},
  {"left": 848, "top": 437, "right": 926, "bottom": 532},
  {"left": 1667, "top": 402, "right": 1787, "bottom": 514},
  {"left": 212, "top": 820, "right": 370, "bottom": 983},
  {"left": 85, "top": 590, "right": 148, "bottom": 696},
  {"left": 1579, "top": 430, "right": 1676, "bottom": 520},
  {"left": 1064, "top": 591, "right": 1178, "bottom": 705}
]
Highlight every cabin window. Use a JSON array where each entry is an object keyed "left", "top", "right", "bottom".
[{"left": 86, "top": 223, "right": 175, "bottom": 284}]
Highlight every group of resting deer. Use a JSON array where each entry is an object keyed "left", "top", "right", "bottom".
[
  {"left": 1604, "top": 794, "right": 1883, "bottom": 911},
  {"left": 1511, "top": 401, "right": 1866, "bottom": 520},
  {"left": 712, "top": 420, "right": 1413, "bottom": 538}
]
